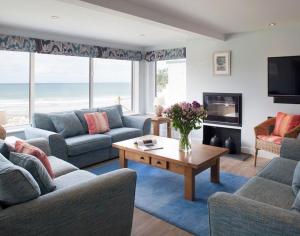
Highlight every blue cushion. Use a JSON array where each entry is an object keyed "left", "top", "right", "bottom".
[
  {"left": 98, "top": 105, "right": 123, "bottom": 129},
  {"left": 50, "top": 112, "right": 84, "bottom": 138},
  {"left": 0, "top": 140, "right": 10, "bottom": 159},
  {"left": 105, "top": 127, "right": 142, "bottom": 142},
  {"left": 292, "top": 162, "right": 300, "bottom": 195},
  {"left": 33, "top": 113, "right": 56, "bottom": 132},
  {"left": 292, "top": 190, "right": 300, "bottom": 212},
  {"left": 74, "top": 109, "right": 97, "bottom": 133},
  {"left": 10, "top": 152, "right": 56, "bottom": 195},
  {"left": 0, "top": 154, "right": 40, "bottom": 206},
  {"left": 65, "top": 134, "right": 111, "bottom": 156}
]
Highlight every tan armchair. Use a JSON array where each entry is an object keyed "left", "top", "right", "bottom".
[{"left": 254, "top": 117, "right": 300, "bottom": 166}]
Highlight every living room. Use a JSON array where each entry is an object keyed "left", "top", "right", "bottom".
[{"left": 1, "top": 1, "right": 300, "bottom": 236}]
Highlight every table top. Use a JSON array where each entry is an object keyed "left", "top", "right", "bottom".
[
  {"left": 150, "top": 116, "right": 170, "bottom": 122},
  {"left": 112, "top": 135, "right": 229, "bottom": 168}
]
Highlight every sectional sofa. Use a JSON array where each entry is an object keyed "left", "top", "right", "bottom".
[
  {"left": 25, "top": 105, "right": 151, "bottom": 168},
  {"left": 209, "top": 138, "right": 300, "bottom": 236},
  {"left": 0, "top": 138, "right": 137, "bottom": 236}
]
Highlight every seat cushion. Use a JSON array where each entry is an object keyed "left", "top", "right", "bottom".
[
  {"left": 236, "top": 176, "right": 295, "bottom": 209},
  {"left": 48, "top": 156, "right": 78, "bottom": 178},
  {"left": 98, "top": 106, "right": 123, "bottom": 129},
  {"left": 49, "top": 112, "right": 85, "bottom": 138},
  {"left": 54, "top": 170, "right": 96, "bottom": 190},
  {"left": 257, "top": 134, "right": 282, "bottom": 145},
  {"left": 257, "top": 157, "right": 297, "bottom": 185},
  {"left": 10, "top": 152, "right": 56, "bottom": 195},
  {"left": 0, "top": 154, "right": 40, "bottom": 206},
  {"left": 105, "top": 127, "right": 142, "bottom": 142},
  {"left": 65, "top": 134, "right": 111, "bottom": 156}
]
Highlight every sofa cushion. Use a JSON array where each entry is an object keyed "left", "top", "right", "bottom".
[
  {"left": 292, "top": 191, "right": 300, "bottom": 212},
  {"left": 54, "top": 170, "right": 96, "bottom": 190},
  {"left": 236, "top": 176, "right": 295, "bottom": 210},
  {"left": 48, "top": 156, "right": 78, "bottom": 178},
  {"left": 33, "top": 113, "right": 56, "bottom": 132},
  {"left": 0, "top": 154, "right": 40, "bottom": 206},
  {"left": 105, "top": 127, "right": 142, "bottom": 142},
  {"left": 9, "top": 152, "right": 56, "bottom": 195},
  {"left": 50, "top": 112, "right": 84, "bottom": 138},
  {"left": 74, "top": 108, "right": 98, "bottom": 133},
  {"left": 0, "top": 140, "right": 10, "bottom": 159},
  {"left": 84, "top": 112, "right": 110, "bottom": 134},
  {"left": 257, "top": 135, "right": 282, "bottom": 145},
  {"left": 98, "top": 105, "right": 123, "bottom": 129},
  {"left": 292, "top": 162, "right": 300, "bottom": 195},
  {"left": 257, "top": 158, "right": 297, "bottom": 186},
  {"left": 65, "top": 134, "right": 111, "bottom": 156}
]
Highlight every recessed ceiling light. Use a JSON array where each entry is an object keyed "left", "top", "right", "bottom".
[
  {"left": 51, "top": 16, "right": 59, "bottom": 20},
  {"left": 269, "top": 22, "right": 276, "bottom": 27}
]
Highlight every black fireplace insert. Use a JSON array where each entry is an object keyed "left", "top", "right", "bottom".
[{"left": 203, "top": 93, "right": 242, "bottom": 126}]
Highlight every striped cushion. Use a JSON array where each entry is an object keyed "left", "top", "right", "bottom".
[
  {"left": 273, "top": 112, "right": 300, "bottom": 137},
  {"left": 257, "top": 135, "right": 282, "bottom": 145},
  {"left": 15, "top": 140, "right": 54, "bottom": 178},
  {"left": 84, "top": 112, "right": 110, "bottom": 135}
]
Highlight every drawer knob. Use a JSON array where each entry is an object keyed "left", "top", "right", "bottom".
[
  {"left": 157, "top": 161, "right": 161, "bottom": 165},
  {"left": 140, "top": 156, "right": 144, "bottom": 160}
]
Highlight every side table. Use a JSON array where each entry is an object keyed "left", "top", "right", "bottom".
[{"left": 151, "top": 116, "right": 171, "bottom": 138}]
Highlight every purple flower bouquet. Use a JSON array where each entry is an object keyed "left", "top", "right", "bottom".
[{"left": 164, "top": 101, "right": 206, "bottom": 152}]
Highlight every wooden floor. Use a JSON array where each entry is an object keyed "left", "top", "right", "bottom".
[{"left": 131, "top": 155, "right": 271, "bottom": 236}]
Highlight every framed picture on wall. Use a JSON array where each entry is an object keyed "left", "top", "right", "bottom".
[{"left": 213, "top": 51, "right": 231, "bottom": 76}]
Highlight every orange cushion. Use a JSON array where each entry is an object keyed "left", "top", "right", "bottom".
[
  {"left": 15, "top": 140, "right": 54, "bottom": 178},
  {"left": 273, "top": 112, "right": 300, "bottom": 137},
  {"left": 257, "top": 135, "right": 282, "bottom": 145},
  {"left": 84, "top": 112, "right": 110, "bottom": 135}
]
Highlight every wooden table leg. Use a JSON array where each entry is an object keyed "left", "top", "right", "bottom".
[
  {"left": 119, "top": 149, "right": 128, "bottom": 168},
  {"left": 184, "top": 167, "right": 195, "bottom": 201},
  {"left": 167, "top": 121, "right": 171, "bottom": 138},
  {"left": 152, "top": 121, "right": 160, "bottom": 136},
  {"left": 211, "top": 158, "right": 220, "bottom": 183}
]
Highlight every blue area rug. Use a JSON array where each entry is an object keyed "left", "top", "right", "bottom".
[{"left": 88, "top": 159, "right": 248, "bottom": 236}]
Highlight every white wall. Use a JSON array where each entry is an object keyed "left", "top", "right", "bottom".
[{"left": 186, "top": 25, "right": 300, "bottom": 155}]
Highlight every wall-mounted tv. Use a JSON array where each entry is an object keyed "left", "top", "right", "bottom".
[{"left": 268, "top": 56, "right": 300, "bottom": 96}]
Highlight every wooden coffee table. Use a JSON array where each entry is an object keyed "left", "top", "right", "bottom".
[{"left": 112, "top": 135, "right": 229, "bottom": 201}]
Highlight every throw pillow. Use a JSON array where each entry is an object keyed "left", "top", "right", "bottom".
[
  {"left": 15, "top": 140, "right": 54, "bottom": 178},
  {"left": 273, "top": 112, "right": 300, "bottom": 137},
  {"left": 98, "top": 107, "right": 123, "bottom": 129},
  {"left": 84, "top": 112, "right": 110, "bottom": 134},
  {"left": 292, "top": 161, "right": 300, "bottom": 195},
  {"left": 0, "top": 153, "right": 40, "bottom": 206},
  {"left": 292, "top": 190, "right": 300, "bottom": 213},
  {"left": 49, "top": 112, "right": 84, "bottom": 138},
  {"left": 74, "top": 108, "right": 98, "bottom": 133},
  {"left": 0, "top": 140, "right": 10, "bottom": 159},
  {"left": 10, "top": 152, "right": 56, "bottom": 195}
]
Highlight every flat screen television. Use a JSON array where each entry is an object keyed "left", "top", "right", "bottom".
[{"left": 268, "top": 56, "right": 300, "bottom": 96}]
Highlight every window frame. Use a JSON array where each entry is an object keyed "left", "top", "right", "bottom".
[{"left": 1, "top": 51, "right": 134, "bottom": 130}]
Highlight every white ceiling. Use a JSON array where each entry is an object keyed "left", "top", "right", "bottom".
[{"left": 1, "top": 0, "right": 300, "bottom": 48}]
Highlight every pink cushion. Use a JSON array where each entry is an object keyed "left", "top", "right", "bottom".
[
  {"left": 84, "top": 112, "right": 110, "bottom": 135},
  {"left": 15, "top": 140, "right": 54, "bottom": 178},
  {"left": 273, "top": 112, "right": 300, "bottom": 137},
  {"left": 257, "top": 135, "right": 283, "bottom": 145}
]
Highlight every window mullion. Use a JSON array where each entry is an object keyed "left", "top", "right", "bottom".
[
  {"left": 89, "top": 58, "right": 94, "bottom": 108},
  {"left": 29, "top": 53, "right": 35, "bottom": 125}
]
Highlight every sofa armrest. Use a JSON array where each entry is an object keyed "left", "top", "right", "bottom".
[
  {"left": 280, "top": 138, "right": 300, "bottom": 161},
  {"left": 25, "top": 127, "right": 68, "bottom": 160},
  {"left": 208, "top": 192, "right": 300, "bottom": 236},
  {"left": 26, "top": 138, "right": 51, "bottom": 156},
  {"left": 0, "top": 168, "right": 137, "bottom": 236},
  {"left": 123, "top": 115, "right": 151, "bottom": 135}
]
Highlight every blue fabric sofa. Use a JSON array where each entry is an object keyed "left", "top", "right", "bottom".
[
  {"left": 0, "top": 138, "right": 136, "bottom": 236},
  {"left": 25, "top": 105, "right": 151, "bottom": 168},
  {"left": 208, "top": 138, "right": 300, "bottom": 236}
]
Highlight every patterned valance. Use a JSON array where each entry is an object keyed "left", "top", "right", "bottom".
[
  {"left": 145, "top": 47, "right": 186, "bottom": 62},
  {"left": 0, "top": 34, "right": 143, "bottom": 61}
]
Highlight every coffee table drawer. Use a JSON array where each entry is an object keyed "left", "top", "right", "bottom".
[
  {"left": 168, "top": 163, "right": 184, "bottom": 174},
  {"left": 151, "top": 157, "right": 167, "bottom": 169},
  {"left": 125, "top": 151, "right": 150, "bottom": 164}
]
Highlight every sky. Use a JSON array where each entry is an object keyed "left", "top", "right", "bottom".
[{"left": 0, "top": 50, "right": 132, "bottom": 83}]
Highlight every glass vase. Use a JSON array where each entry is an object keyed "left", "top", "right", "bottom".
[{"left": 179, "top": 131, "right": 192, "bottom": 152}]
